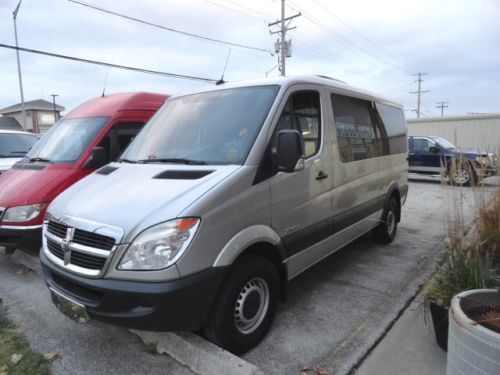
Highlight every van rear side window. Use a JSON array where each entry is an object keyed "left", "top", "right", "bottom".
[
  {"left": 331, "top": 94, "right": 380, "bottom": 162},
  {"left": 374, "top": 103, "right": 407, "bottom": 154}
]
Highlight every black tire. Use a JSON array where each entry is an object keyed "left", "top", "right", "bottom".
[
  {"left": 203, "top": 254, "right": 279, "bottom": 354},
  {"left": 372, "top": 197, "right": 398, "bottom": 243},
  {"left": 448, "top": 159, "right": 476, "bottom": 187}
]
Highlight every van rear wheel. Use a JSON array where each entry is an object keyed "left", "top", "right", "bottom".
[
  {"left": 372, "top": 197, "right": 398, "bottom": 243},
  {"left": 203, "top": 254, "right": 279, "bottom": 354}
]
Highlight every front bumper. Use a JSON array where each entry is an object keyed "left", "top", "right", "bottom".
[
  {"left": 40, "top": 250, "right": 227, "bottom": 331},
  {"left": 0, "top": 225, "right": 42, "bottom": 252}
]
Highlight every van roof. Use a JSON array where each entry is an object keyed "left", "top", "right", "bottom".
[
  {"left": 179, "top": 75, "right": 403, "bottom": 108},
  {"left": 65, "top": 92, "right": 170, "bottom": 119}
]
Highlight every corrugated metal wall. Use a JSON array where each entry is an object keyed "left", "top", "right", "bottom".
[{"left": 407, "top": 114, "right": 500, "bottom": 153}]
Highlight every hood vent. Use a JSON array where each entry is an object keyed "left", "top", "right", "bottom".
[
  {"left": 12, "top": 163, "right": 46, "bottom": 171},
  {"left": 153, "top": 170, "right": 214, "bottom": 180},
  {"left": 96, "top": 166, "right": 118, "bottom": 175}
]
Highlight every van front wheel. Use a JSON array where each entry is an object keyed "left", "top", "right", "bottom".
[
  {"left": 203, "top": 254, "right": 279, "bottom": 354},
  {"left": 372, "top": 197, "right": 398, "bottom": 243}
]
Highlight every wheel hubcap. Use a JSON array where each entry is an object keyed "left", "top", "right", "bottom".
[{"left": 234, "top": 278, "right": 269, "bottom": 334}]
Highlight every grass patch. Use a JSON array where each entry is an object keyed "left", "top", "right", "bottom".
[{"left": 0, "top": 321, "right": 49, "bottom": 375}]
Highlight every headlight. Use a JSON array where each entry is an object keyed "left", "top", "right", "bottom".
[
  {"left": 475, "top": 156, "right": 489, "bottom": 166},
  {"left": 118, "top": 218, "right": 200, "bottom": 270},
  {"left": 2, "top": 204, "right": 43, "bottom": 222}
]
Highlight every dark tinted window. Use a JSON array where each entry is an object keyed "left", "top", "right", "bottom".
[
  {"left": 331, "top": 94, "right": 380, "bottom": 162},
  {"left": 98, "top": 122, "right": 144, "bottom": 161},
  {"left": 374, "top": 103, "right": 407, "bottom": 154},
  {"left": 275, "top": 91, "right": 321, "bottom": 158}
]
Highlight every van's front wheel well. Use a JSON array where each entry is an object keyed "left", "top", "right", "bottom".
[
  {"left": 234, "top": 242, "right": 287, "bottom": 302},
  {"left": 389, "top": 190, "right": 401, "bottom": 222}
]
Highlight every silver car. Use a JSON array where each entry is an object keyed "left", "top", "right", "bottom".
[{"left": 41, "top": 76, "right": 408, "bottom": 353}]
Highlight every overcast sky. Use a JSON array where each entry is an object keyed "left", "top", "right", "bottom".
[{"left": 0, "top": 0, "right": 499, "bottom": 118}]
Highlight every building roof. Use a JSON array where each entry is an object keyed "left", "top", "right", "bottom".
[
  {"left": 0, "top": 99, "right": 65, "bottom": 114},
  {"left": 0, "top": 116, "right": 23, "bottom": 130},
  {"left": 407, "top": 113, "right": 500, "bottom": 123}
]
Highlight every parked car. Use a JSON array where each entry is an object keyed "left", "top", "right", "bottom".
[
  {"left": 408, "top": 135, "right": 497, "bottom": 186},
  {"left": 0, "top": 92, "right": 169, "bottom": 254},
  {"left": 40, "top": 76, "right": 408, "bottom": 353},
  {"left": 0, "top": 129, "right": 38, "bottom": 173}
]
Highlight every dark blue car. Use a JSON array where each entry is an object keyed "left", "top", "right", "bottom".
[{"left": 408, "top": 135, "right": 497, "bottom": 186}]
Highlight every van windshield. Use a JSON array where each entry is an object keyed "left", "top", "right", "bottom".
[
  {"left": 26, "top": 117, "right": 109, "bottom": 163},
  {"left": 0, "top": 133, "right": 38, "bottom": 158},
  {"left": 121, "top": 85, "right": 279, "bottom": 165}
]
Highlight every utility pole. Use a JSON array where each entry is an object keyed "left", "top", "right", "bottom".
[
  {"left": 51, "top": 94, "right": 59, "bottom": 124},
  {"left": 410, "top": 72, "right": 429, "bottom": 118},
  {"left": 436, "top": 101, "right": 449, "bottom": 117},
  {"left": 269, "top": 0, "right": 301, "bottom": 76},
  {"left": 13, "top": 0, "right": 27, "bottom": 131}
]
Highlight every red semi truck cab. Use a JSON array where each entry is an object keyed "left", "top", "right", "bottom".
[{"left": 0, "top": 92, "right": 169, "bottom": 253}]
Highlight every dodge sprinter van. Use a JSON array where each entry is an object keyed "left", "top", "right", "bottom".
[
  {"left": 41, "top": 76, "right": 408, "bottom": 353},
  {"left": 0, "top": 92, "right": 168, "bottom": 253}
]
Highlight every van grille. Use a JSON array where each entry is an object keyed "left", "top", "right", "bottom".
[
  {"left": 47, "top": 221, "right": 115, "bottom": 250},
  {"left": 45, "top": 220, "right": 116, "bottom": 276}
]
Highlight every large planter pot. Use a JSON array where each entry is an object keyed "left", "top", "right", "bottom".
[
  {"left": 429, "top": 301, "right": 449, "bottom": 351},
  {"left": 447, "top": 289, "right": 500, "bottom": 375}
]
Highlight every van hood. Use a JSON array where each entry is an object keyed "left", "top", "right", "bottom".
[
  {"left": 0, "top": 163, "right": 82, "bottom": 208},
  {"left": 47, "top": 163, "right": 241, "bottom": 243}
]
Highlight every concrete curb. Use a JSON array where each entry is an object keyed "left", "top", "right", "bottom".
[{"left": 131, "top": 330, "right": 265, "bottom": 375}]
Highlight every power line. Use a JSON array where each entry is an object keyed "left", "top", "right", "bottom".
[
  {"left": 312, "top": 0, "right": 414, "bottom": 73},
  {"left": 0, "top": 43, "right": 217, "bottom": 83},
  {"left": 287, "top": 0, "right": 412, "bottom": 75},
  {"left": 203, "top": 0, "right": 269, "bottom": 23},
  {"left": 67, "top": 0, "right": 273, "bottom": 55}
]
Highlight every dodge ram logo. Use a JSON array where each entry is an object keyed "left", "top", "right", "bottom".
[{"left": 61, "top": 228, "right": 75, "bottom": 266}]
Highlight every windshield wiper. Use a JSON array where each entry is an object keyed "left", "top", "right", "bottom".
[
  {"left": 139, "top": 158, "right": 208, "bottom": 165},
  {"left": 118, "top": 158, "right": 141, "bottom": 164},
  {"left": 28, "top": 157, "right": 52, "bottom": 163}
]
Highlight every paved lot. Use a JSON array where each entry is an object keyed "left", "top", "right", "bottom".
[{"left": 0, "top": 178, "right": 497, "bottom": 374}]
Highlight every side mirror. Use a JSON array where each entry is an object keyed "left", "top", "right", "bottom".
[
  {"left": 429, "top": 146, "right": 440, "bottom": 154},
  {"left": 276, "top": 130, "right": 304, "bottom": 173},
  {"left": 84, "top": 147, "right": 108, "bottom": 169}
]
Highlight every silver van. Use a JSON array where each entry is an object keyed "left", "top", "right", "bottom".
[{"left": 41, "top": 76, "right": 408, "bottom": 353}]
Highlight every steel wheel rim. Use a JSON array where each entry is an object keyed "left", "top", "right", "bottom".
[
  {"left": 387, "top": 209, "right": 396, "bottom": 235},
  {"left": 234, "top": 277, "right": 270, "bottom": 334},
  {"left": 453, "top": 167, "right": 470, "bottom": 185}
]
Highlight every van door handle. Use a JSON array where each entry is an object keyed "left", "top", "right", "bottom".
[{"left": 316, "top": 171, "right": 328, "bottom": 181}]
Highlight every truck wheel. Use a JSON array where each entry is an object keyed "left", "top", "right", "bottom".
[
  {"left": 203, "top": 254, "right": 279, "bottom": 354},
  {"left": 449, "top": 160, "right": 476, "bottom": 187},
  {"left": 372, "top": 197, "right": 398, "bottom": 243}
]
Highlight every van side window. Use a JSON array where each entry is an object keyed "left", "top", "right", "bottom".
[
  {"left": 275, "top": 91, "right": 321, "bottom": 158},
  {"left": 374, "top": 103, "right": 407, "bottom": 154},
  {"left": 98, "top": 122, "right": 144, "bottom": 161},
  {"left": 331, "top": 94, "right": 380, "bottom": 162}
]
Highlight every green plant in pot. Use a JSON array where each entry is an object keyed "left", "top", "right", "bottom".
[{"left": 425, "top": 246, "right": 498, "bottom": 351}]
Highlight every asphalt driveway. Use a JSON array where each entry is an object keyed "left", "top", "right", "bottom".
[{"left": 0, "top": 178, "right": 497, "bottom": 374}]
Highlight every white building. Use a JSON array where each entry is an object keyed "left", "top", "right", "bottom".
[
  {"left": 0, "top": 99, "right": 65, "bottom": 134},
  {"left": 407, "top": 114, "right": 500, "bottom": 153}
]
